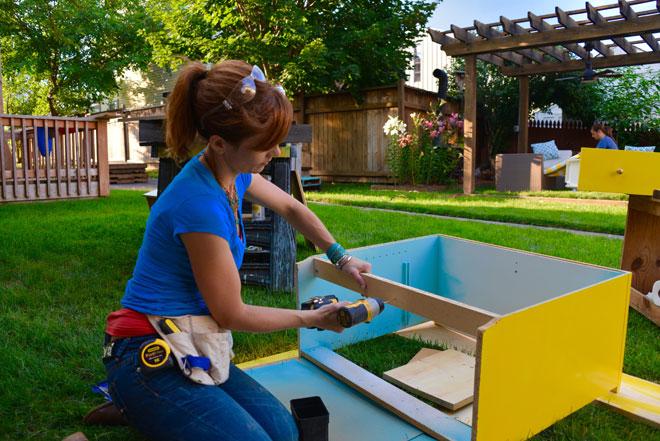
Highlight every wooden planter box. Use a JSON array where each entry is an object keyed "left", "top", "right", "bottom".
[{"left": 242, "top": 235, "right": 650, "bottom": 440}]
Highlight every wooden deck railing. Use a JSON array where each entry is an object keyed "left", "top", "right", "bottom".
[{"left": 0, "top": 114, "right": 109, "bottom": 202}]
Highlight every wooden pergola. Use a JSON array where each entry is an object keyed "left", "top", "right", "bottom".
[{"left": 429, "top": 0, "right": 660, "bottom": 194}]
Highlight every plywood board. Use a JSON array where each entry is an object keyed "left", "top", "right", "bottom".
[
  {"left": 383, "top": 349, "right": 475, "bottom": 411},
  {"left": 597, "top": 373, "right": 660, "bottom": 429},
  {"left": 313, "top": 257, "right": 497, "bottom": 336},
  {"left": 397, "top": 321, "right": 477, "bottom": 355}
]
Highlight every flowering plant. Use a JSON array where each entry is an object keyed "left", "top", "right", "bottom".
[{"left": 384, "top": 107, "right": 463, "bottom": 185}]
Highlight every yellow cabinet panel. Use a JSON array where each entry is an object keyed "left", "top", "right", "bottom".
[{"left": 578, "top": 148, "right": 660, "bottom": 196}]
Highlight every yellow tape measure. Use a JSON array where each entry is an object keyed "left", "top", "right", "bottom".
[{"left": 139, "top": 338, "right": 171, "bottom": 369}]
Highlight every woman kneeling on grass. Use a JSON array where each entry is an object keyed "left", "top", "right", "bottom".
[{"left": 102, "top": 60, "right": 371, "bottom": 441}]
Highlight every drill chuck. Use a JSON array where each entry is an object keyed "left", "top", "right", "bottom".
[{"left": 337, "top": 298, "right": 385, "bottom": 328}]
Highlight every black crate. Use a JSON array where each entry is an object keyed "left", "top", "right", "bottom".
[{"left": 290, "top": 396, "right": 329, "bottom": 441}]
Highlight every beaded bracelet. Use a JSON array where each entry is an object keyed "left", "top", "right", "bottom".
[{"left": 326, "top": 243, "right": 346, "bottom": 265}]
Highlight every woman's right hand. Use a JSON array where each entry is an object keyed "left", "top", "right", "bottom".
[{"left": 307, "top": 302, "right": 349, "bottom": 333}]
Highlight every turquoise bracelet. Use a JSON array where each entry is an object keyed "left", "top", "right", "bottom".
[{"left": 326, "top": 243, "right": 346, "bottom": 265}]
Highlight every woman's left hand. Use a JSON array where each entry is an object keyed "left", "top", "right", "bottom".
[{"left": 341, "top": 256, "right": 372, "bottom": 290}]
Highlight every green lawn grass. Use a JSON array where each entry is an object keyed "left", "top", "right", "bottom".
[
  {"left": 0, "top": 190, "right": 657, "bottom": 441},
  {"left": 307, "top": 184, "right": 628, "bottom": 234}
]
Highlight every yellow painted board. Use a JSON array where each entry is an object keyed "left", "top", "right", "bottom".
[
  {"left": 237, "top": 350, "right": 299, "bottom": 370},
  {"left": 597, "top": 373, "right": 660, "bottom": 429},
  {"left": 473, "top": 273, "right": 631, "bottom": 441},
  {"left": 578, "top": 148, "right": 660, "bottom": 196}
]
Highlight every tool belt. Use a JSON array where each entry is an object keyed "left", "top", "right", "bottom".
[{"left": 146, "top": 314, "right": 234, "bottom": 386}]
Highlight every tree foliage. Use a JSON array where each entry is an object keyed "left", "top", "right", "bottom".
[
  {"left": 0, "top": 0, "right": 153, "bottom": 115},
  {"left": 145, "top": 0, "right": 436, "bottom": 96},
  {"left": 447, "top": 58, "right": 659, "bottom": 158}
]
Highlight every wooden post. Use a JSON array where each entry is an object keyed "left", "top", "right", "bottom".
[
  {"left": 270, "top": 157, "right": 296, "bottom": 292},
  {"left": 397, "top": 79, "right": 406, "bottom": 121},
  {"left": 0, "top": 46, "right": 4, "bottom": 114},
  {"left": 463, "top": 56, "right": 477, "bottom": 194},
  {"left": 517, "top": 75, "right": 529, "bottom": 153},
  {"left": 96, "top": 118, "right": 110, "bottom": 196}
]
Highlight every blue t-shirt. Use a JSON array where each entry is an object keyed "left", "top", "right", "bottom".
[
  {"left": 596, "top": 136, "right": 618, "bottom": 150},
  {"left": 121, "top": 150, "right": 252, "bottom": 316}
]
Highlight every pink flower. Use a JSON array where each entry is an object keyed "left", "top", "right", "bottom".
[
  {"left": 430, "top": 130, "right": 439, "bottom": 139},
  {"left": 423, "top": 120, "right": 434, "bottom": 129},
  {"left": 457, "top": 120, "right": 464, "bottom": 129},
  {"left": 398, "top": 134, "right": 413, "bottom": 147}
]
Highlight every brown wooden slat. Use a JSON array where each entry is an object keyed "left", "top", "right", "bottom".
[
  {"left": 54, "top": 119, "right": 62, "bottom": 196},
  {"left": 31, "top": 118, "right": 40, "bottom": 198},
  {"left": 502, "top": 50, "right": 660, "bottom": 75},
  {"left": 620, "top": 0, "right": 660, "bottom": 50},
  {"left": 84, "top": 121, "right": 92, "bottom": 194},
  {"left": 464, "top": 55, "right": 477, "bottom": 194},
  {"left": 0, "top": 122, "right": 6, "bottom": 200},
  {"left": 527, "top": 12, "right": 590, "bottom": 59},
  {"left": 9, "top": 118, "right": 18, "bottom": 199},
  {"left": 474, "top": 20, "right": 546, "bottom": 63},
  {"left": 64, "top": 120, "right": 71, "bottom": 196},
  {"left": 18, "top": 118, "right": 27, "bottom": 199},
  {"left": 441, "top": 12, "right": 659, "bottom": 56},
  {"left": 97, "top": 119, "right": 109, "bottom": 196},
  {"left": 74, "top": 120, "right": 81, "bottom": 196},
  {"left": 451, "top": 24, "right": 527, "bottom": 65},
  {"left": 586, "top": 2, "right": 639, "bottom": 54},
  {"left": 500, "top": 16, "right": 570, "bottom": 62},
  {"left": 428, "top": 29, "right": 506, "bottom": 66},
  {"left": 556, "top": 6, "right": 613, "bottom": 57}
]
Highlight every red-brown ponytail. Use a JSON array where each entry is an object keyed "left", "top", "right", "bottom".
[{"left": 165, "top": 60, "right": 293, "bottom": 162}]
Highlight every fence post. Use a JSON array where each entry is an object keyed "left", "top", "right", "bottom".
[{"left": 96, "top": 118, "right": 110, "bottom": 197}]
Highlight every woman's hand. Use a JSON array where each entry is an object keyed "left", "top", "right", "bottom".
[
  {"left": 307, "top": 301, "right": 349, "bottom": 333},
  {"left": 341, "top": 256, "right": 372, "bottom": 290}
]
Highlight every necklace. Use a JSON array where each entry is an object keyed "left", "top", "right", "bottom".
[{"left": 204, "top": 150, "right": 242, "bottom": 238}]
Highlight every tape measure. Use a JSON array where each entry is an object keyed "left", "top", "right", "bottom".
[{"left": 139, "top": 338, "right": 172, "bottom": 370}]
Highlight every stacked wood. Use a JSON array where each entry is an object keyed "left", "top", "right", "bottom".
[{"left": 109, "top": 162, "right": 148, "bottom": 184}]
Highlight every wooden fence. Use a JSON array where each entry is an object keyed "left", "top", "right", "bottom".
[
  {"left": 0, "top": 115, "right": 109, "bottom": 202},
  {"left": 294, "top": 83, "right": 443, "bottom": 182}
]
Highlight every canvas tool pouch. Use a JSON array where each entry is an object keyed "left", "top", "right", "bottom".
[{"left": 146, "top": 314, "right": 234, "bottom": 385}]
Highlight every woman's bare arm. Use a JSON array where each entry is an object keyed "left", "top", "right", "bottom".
[{"left": 181, "top": 232, "right": 345, "bottom": 332}]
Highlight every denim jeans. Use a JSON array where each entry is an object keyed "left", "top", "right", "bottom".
[{"left": 104, "top": 334, "right": 298, "bottom": 441}]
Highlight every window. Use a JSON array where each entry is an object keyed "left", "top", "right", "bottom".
[{"left": 413, "top": 49, "right": 421, "bottom": 82}]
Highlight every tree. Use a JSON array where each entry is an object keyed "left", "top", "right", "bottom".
[
  {"left": 447, "top": 58, "right": 608, "bottom": 159},
  {"left": 592, "top": 67, "right": 660, "bottom": 146},
  {"left": 0, "top": 0, "right": 153, "bottom": 115},
  {"left": 144, "top": 0, "right": 436, "bottom": 96}
]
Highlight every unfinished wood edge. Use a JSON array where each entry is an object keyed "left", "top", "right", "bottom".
[
  {"left": 312, "top": 257, "right": 497, "bottom": 336},
  {"left": 301, "top": 347, "right": 471, "bottom": 440},
  {"left": 596, "top": 394, "right": 660, "bottom": 430},
  {"left": 629, "top": 287, "right": 660, "bottom": 327},
  {"left": 381, "top": 371, "right": 472, "bottom": 411},
  {"left": 409, "top": 347, "right": 444, "bottom": 363},
  {"left": 470, "top": 319, "right": 495, "bottom": 441}
]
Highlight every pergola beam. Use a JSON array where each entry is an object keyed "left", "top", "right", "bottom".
[
  {"left": 450, "top": 24, "right": 526, "bottom": 66},
  {"left": 619, "top": 0, "right": 659, "bottom": 50},
  {"left": 556, "top": 7, "right": 613, "bottom": 57},
  {"left": 439, "top": 14, "right": 659, "bottom": 56},
  {"left": 474, "top": 20, "right": 546, "bottom": 63},
  {"left": 500, "top": 16, "right": 570, "bottom": 62},
  {"left": 586, "top": 2, "right": 639, "bottom": 54},
  {"left": 501, "top": 50, "right": 660, "bottom": 75},
  {"left": 428, "top": 29, "right": 506, "bottom": 67},
  {"left": 528, "top": 12, "right": 590, "bottom": 59}
]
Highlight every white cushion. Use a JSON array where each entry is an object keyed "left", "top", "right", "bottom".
[
  {"left": 531, "top": 140, "right": 560, "bottom": 161},
  {"left": 624, "top": 145, "right": 656, "bottom": 152}
]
